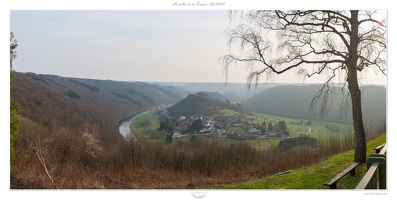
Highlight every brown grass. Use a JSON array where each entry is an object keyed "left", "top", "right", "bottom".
[{"left": 11, "top": 118, "right": 385, "bottom": 189}]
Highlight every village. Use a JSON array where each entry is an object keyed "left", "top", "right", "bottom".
[{"left": 161, "top": 110, "right": 297, "bottom": 140}]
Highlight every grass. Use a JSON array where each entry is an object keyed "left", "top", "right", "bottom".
[
  {"left": 130, "top": 110, "right": 161, "bottom": 138},
  {"left": 227, "top": 126, "right": 245, "bottom": 133},
  {"left": 252, "top": 112, "right": 354, "bottom": 142},
  {"left": 204, "top": 133, "right": 386, "bottom": 189},
  {"left": 219, "top": 109, "right": 242, "bottom": 116}
]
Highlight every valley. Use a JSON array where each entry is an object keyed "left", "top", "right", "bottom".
[
  {"left": 9, "top": 9, "right": 389, "bottom": 193},
  {"left": 11, "top": 72, "right": 386, "bottom": 189},
  {"left": 127, "top": 105, "right": 354, "bottom": 152}
]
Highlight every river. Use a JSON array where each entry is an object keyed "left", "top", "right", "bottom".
[{"left": 118, "top": 110, "right": 151, "bottom": 139}]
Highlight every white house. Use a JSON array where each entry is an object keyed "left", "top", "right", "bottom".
[
  {"left": 248, "top": 128, "right": 261, "bottom": 134},
  {"left": 172, "top": 131, "right": 182, "bottom": 138}
]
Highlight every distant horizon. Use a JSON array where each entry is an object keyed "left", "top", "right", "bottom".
[{"left": 14, "top": 70, "right": 387, "bottom": 87}]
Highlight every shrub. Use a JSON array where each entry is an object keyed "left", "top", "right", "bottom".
[{"left": 278, "top": 136, "right": 317, "bottom": 150}]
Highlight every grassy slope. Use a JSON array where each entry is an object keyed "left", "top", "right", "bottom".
[
  {"left": 252, "top": 112, "right": 353, "bottom": 138},
  {"left": 205, "top": 133, "right": 386, "bottom": 189},
  {"left": 129, "top": 109, "right": 161, "bottom": 138},
  {"left": 251, "top": 112, "right": 354, "bottom": 147},
  {"left": 130, "top": 110, "right": 160, "bottom": 130},
  {"left": 219, "top": 109, "right": 242, "bottom": 116}
]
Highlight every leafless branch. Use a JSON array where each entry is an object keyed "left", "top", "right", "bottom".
[{"left": 33, "top": 137, "right": 57, "bottom": 188}]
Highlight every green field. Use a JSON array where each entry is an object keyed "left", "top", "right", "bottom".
[
  {"left": 219, "top": 108, "right": 242, "bottom": 116},
  {"left": 227, "top": 125, "right": 245, "bottom": 133},
  {"left": 252, "top": 112, "right": 354, "bottom": 143},
  {"left": 129, "top": 109, "right": 161, "bottom": 138}
]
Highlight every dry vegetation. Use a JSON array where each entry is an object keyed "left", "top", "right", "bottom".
[
  {"left": 10, "top": 72, "right": 386, "bottom": 189},
  {"left": 11, "top": 114, "right": 385, "bottom": 189}
]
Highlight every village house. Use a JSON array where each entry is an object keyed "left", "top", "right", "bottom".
[
  {"left": 248, "top": 127, "right": 261, "bottom": 134},
  {"left": 233, "top": 123, "right": 242, "bottom": 127},
  {"left": 172, "top": 131, "right": 182, "bottom": 138}
]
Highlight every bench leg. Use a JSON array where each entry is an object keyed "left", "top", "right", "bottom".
[{"left": 349, "top": 168, "right": 356, "bottom": 176}]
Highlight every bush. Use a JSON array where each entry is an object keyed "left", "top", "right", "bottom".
[{"left": 278, "top": 136, "right": 317, "bottom": 150}]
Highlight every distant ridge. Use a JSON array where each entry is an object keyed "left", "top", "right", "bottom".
[
  {"left": 242, "top": 84, "right": 386, "bottom": 127},
  {"left": 154, "top": 82, "right": 285, "bottom": 103}
]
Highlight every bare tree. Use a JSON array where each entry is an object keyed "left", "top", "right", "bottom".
[{"left": 222, "top": 10, "right": 386, "bottom": 163}]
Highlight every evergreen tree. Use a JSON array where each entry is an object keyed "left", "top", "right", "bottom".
[
  {"left": 268, "top": 123, "right": 273, "bottom": 132},
  {"left": 165, "top": 132, "right": 173, "bottom": 144},
  {"left": 188, "top": 118, "right": 204, "bottom": 132},
  {"left": 262, "top": 121, "right": 266, "bottom": 132},
  {"left": 10, "top": 32, "right": 19, "bottom": 167},
  {"left": 278, "top": 120, "right": 287, "bottom": 130}
]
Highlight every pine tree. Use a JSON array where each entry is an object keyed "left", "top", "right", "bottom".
[
  {"left": 10, "top": 32, "right": 19, "bottom": 167},
  {"left": 268, "top": 123, "right": 273, "bottom": 132}
]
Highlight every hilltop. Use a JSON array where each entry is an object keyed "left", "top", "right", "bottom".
[{"left": 167, "top": 91, "right": 247, "bottom": 117}]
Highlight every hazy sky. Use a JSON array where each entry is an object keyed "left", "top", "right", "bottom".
[
  {"left": 10, "top": 8, "right": 388, "bottom": 84},
  {"left": 11, "top": 10, "right": 241, "bottom": 82}
]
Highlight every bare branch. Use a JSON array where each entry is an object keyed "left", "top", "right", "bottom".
[
  {"left": 309, "top": 65, "right": 343, "bottom": 119},
  {"left": 33, "top": 137, "right": 57, "bottom": 188}
]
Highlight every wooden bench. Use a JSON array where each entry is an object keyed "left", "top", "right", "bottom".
[
  {"left": 374, "top": 143, "right": 386, "bottom": 154},
  {"left": 324, "top": 162, "right": 360, "bottom": 189}
]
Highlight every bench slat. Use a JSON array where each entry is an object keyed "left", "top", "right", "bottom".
[
  {"left": 324, "top": 163, "right": 360, "bottom": 188},
  {"left": 374, "top": 143, "right": 386, "bottom": 153}
]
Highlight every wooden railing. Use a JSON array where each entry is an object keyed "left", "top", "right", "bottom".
[{"left": 356, "top": 143, "right": 387, "bottom": 189}]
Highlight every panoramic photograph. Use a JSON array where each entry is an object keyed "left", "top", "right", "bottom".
[{"left": 4, "top": 1, "right": 392, "bottom": 199}]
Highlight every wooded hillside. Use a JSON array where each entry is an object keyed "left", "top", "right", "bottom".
[
  {"left": 11, "top": 72, "right": 186, "bottom": 144},
  {"left": 242, "top": 84, "right": 386, "bottom": 128}
]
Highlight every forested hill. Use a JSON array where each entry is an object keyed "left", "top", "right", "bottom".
[
  {"left": 242, "top": 84, "right": 386, "bottom": 127},
  {"left": 155, "top": 82, "right": 282, "bottom": 103},
  {"left": 167, "top": 91, "right": 248, "bottom": 117},
  {"left": 11, "top": 72, "right": 187, "bottom": 144}
]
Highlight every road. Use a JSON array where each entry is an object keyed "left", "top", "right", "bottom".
[{"left": 304, "top": 125, "right": 312, "bottom": 135}]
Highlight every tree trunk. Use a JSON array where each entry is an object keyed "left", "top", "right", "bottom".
[{"left": 347, "top": 10, "right": 367, "bottom": 163}]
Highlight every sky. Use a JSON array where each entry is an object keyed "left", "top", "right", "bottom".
[
  {"left": 2, "top": 0, "right": 397, "bottom": 199},
  {"left": 8, "top": 6, "right": 388, "bottom": 85},
  {"left": 10, "top": 10, "right": 241, "bottom": 83}
]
